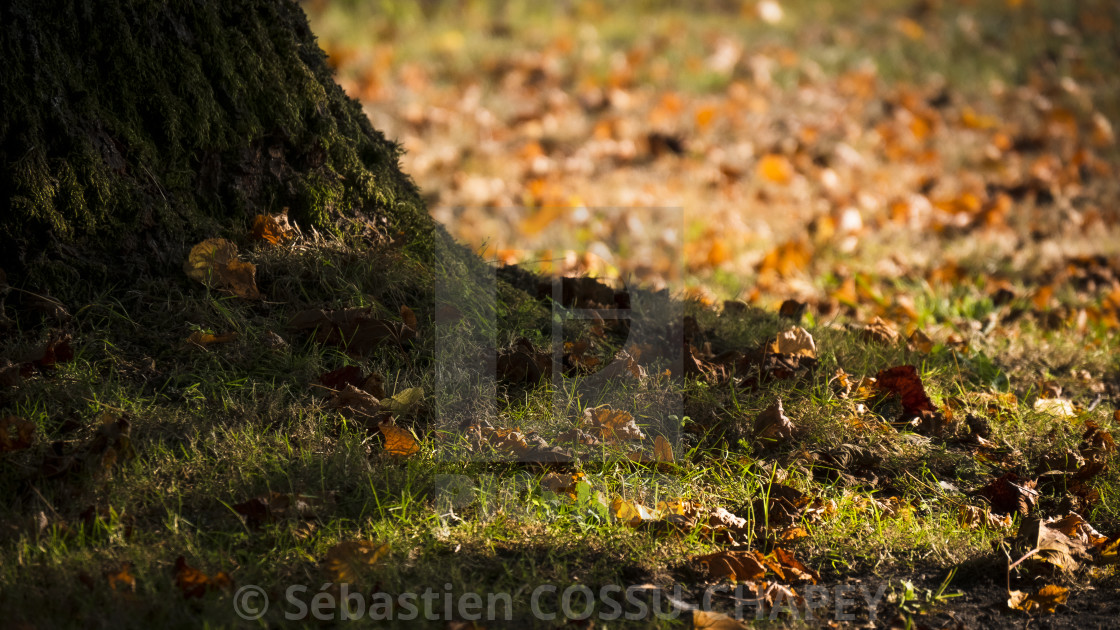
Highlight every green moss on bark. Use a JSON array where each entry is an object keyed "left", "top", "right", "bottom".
[{"left": 0, "top": 0, "right": 433, "bottom": 283}]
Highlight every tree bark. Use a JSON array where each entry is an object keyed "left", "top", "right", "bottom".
[{"left": 0, "top": 0, "right": 434, "bottom": 286}]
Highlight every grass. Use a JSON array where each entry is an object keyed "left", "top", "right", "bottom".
[
  {"left": 3, "top": 0, "right": 1120, "bottom": 627},
  {"left": 2, "top": 229, "right": 1117, "bottom": 628}
]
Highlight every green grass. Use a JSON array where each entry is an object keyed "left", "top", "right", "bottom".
[{"left": 4, "top": 0, "right": 1120, "bottom": 627}]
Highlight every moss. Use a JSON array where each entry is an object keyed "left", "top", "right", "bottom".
[{"left": 0, "top": 0, "right": 433, "bottom": 286}]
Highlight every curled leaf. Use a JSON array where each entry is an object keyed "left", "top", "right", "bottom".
[{"left": 184, "top": 239, "right": 261, "bottom": 299}]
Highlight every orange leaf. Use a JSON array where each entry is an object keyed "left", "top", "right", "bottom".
[
  {"left": 378, "top": 420, "right": 420, "bottom": 457},
  {"left": 875, "top": 365, "right": 936, "bottom": 416},
  {"left": 757, "top": 154, "right": 793, "bottom": 184},
  {"left": 174, "top": 556, "right": 232, "bottom": 598}
]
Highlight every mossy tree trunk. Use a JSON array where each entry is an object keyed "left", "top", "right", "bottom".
[{"left": 0, "top": 0, "right": 434, "bottom": 287}]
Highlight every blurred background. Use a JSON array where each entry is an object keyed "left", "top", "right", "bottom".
[{"left": 300, "top": 0, "right": 1120, "bottom": 319}]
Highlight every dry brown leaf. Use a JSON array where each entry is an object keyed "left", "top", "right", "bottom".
[
  {"left": 184, "top": 238, "right": 261, "bottom": 299},
  {"left": 105, "top": 562, "right": 136, "bottom": 592},
  {"left": 174, "top": 556, "right": 232, "bottom": 598},
  {"left": 1016, "top": 512, "right": 1104, "bottom": 573},
  {"left": 907, "top": 329, "right": 934, "bottom": 353},
  {"left": 958, "top": 505, "right": 1012, "bottom": 530},
  {"left": 754, "top": 398, "right": 794, "bottom": 442},
  {"left": 980, "top": 472, "right": 1038, "bottom": 516},
  {"left": 653, "top": 435, "right": 674, "bottom": 463},
  {"left": 323, "top": 540, "right": 389, "bottom": 583},
  {"left": 0, "top": 415, "right": 35, "bottom": 452},
  {"left": 693, "top": 549, "right": 767, "bottom": 582},
  {"left": 1008, "top": 584, "right": 1068, "bottom": 614},
  {"left": 692, "top": 610, "right": 747, "bottom": 629},
  {"left": 584, "top": 405, "right": 645, "bottom": 442},
  {"left": 541, "top": 472, "right": 584, "bottom": 498},
  {"left": 862, "top": 316, "right": 900, "bottom": 345},
  {"left": 770, "top": 326, "right": 816, "bottom": 359},
  {"left": 233, "top": 492, "right": 321, "bottom": 529},
  {"left": 250, "top": 212, "right": 294, "bottom": 245}
]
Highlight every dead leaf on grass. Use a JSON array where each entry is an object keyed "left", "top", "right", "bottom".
[
  {"left": 186, "top": 331, "right": 238, "bottom": 347},
  {"left": 693, "top": 549, "right": 768, "bottom": 582},
  {"left": 323, "top": 540, "right": 389, "bottom": 583},
  {"left": 378, "top": 419, "right": 420, "bottom": 457},
  {"left": 0, "top": 415, "right": 35, "bottom": 452},
  {"left": 173, "top": 556, "right": 232, "bottom": 598},
  {"left": 250, "top": 212, "right": 295, "bottom": 245},
  {"left": 754, "top": 398, "right": 794, "bottom": 442},
  {"left": 584, "top": 405, "right": 645, "bottom": 442},
  {"left": 184, "top": 238, "right": 261, "bottom": 299},
  {"left": 769, "top": 326, "right": 816, "bottom": 358}
]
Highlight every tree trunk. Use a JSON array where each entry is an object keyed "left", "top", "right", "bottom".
[{"left": 0, "top": 0, "right": 435, "bottom": 287}]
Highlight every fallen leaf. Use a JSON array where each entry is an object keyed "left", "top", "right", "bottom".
[
  {"left": 378, "top": 420, "right": 420, "bottom": 457},
  {"left": 541, "top": 472, "right": 584, "bottom": 498},
  {"left": 980, "top": 472, "right": 1038, "bottom": 516},
  {"left": 770, "top": 327, "right": 816, "bottom": 359},
  {"left": 105, "top": 562, "right": 136, "bottom": 592},
  {"left": 907, "top": 329, "right": 934, "bottom": 353},
  {"left": 250, "top": 212, "right": 295, "bottom": 245},
  {"left": 692, "top": 610, "right": 747, "bottom": 629},
  {"left": 610, "top": 498, "right": 657, "bottom": 526},
  {"left": 319, "top": 365, "right": 366, "bottom": 391},
  {"left": 861, "top": 317, "right": 900, "bottom": 345},
  {"left": 584, "top": 405, "right": 645, "bottom": 442},
  {"left": 754, "top": 398, "right": 794, "bottom": 442},
  {"left": 233, "top": 492, "right": 321, "bottom": 529},
  {"left": 0, "top": 415, "right": 35, "bottom": 452},
  {"left": 757, "top": 154, "right": 793, "bottom": 184},
  {"left": 323, "top": 540, "right": 389, "bottom": 583},
  {"left": 1034, "top": 398, "right": 1076, "bottom": 418},
  {"left": 958, "top": 505, "right": 1013, "bottom": 530},
  {"left": 875, "top": 365, "right": 936, "bottom": 416},
  {"left": 1008, "top": 584, "right": 1068, "bottom": 614},
  {"left": 184, "top": 238, "right": 261, "bottom": 299},
  {"left": 1016, "top": 512, "right": 1105, "bottom": 573},
  {"left": 653, "top": 435, "right": 674, "bottom": 463},
  {"left": 693, "top": 549, "right": 767, "bottom": 582},
  {"left": 187, "top": 331, "right": 238, "bottom": 347},
  {"left": 174, "top": 556, "right": 232, "bottom": 598},
  {"left": 381, "top": 387, "right": 424, "bottom": 415}
]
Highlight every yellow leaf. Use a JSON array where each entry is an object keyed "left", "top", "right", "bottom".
[
  {"left": 897, "top": 17, "right": 925, "bottom": 40},
  {"left": 1008, "top": 585, "right": 1068, "bottom": 614},
  {"left": 693, "top": 610, "right": 747, "bottom": 629},
  {"left": 381, "top": 387, "right": 424, "bottom": 415},
  {"left": 323, "top": 540, "right": 389, "bottom": 583},
  {"left": 654, "top": 435, "right": 674, "bottom": 463},
  {"left": 183, "top": 238, "right": 261, "bottom": 299},
  {"left": 610, "top": 498, "right": 656, "bottom": 526}
]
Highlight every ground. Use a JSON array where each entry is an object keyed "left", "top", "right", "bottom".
[{"left": 1, "top": 1, "right": 1119, "bottom": 628}]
